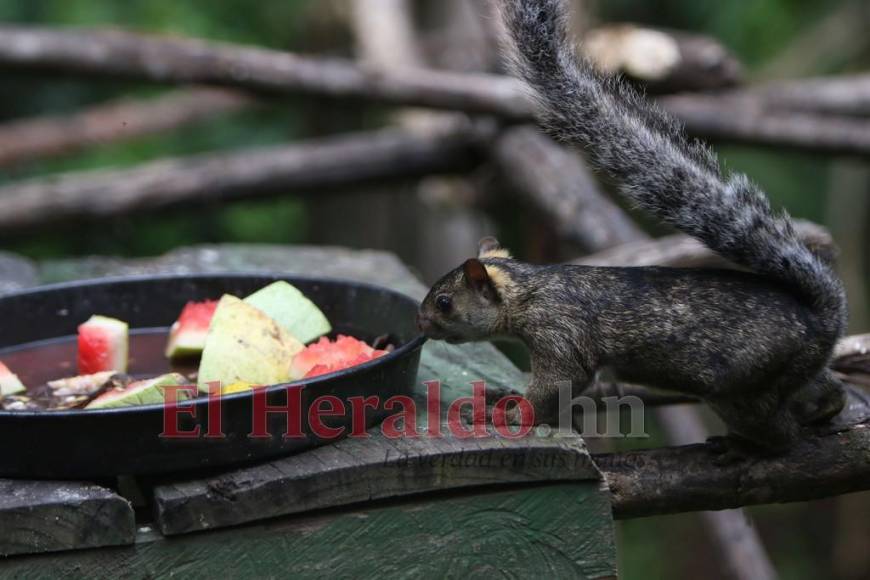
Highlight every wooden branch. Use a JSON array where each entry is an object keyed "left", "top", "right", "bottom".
[
  {"left": 575, "top": 220, "right": 836, "bottom": 268},
  {"left": 492, "top": 126, "right": 646, "bottom": 252},
  {"left": 749, "top": 74, "right": 870, "bottom": 117},
  {"left": 836, "top": 334, "right": 870, "bottom": 359},
  {"left": 661, "top": 93, "right": 870, "bottom": 157},
  {"left": 833, "top": 334, "right": 870, "bottom": 388},
  {"left": 0, "top": 125, "right": 487, "bottom": 232},
  {"left": 349, "top": 0, "right": 423, "bottom": 69},
  {"left": 0, "top": 25, "right": 532, "bottom": 119},
  {"left": 583, "top": 24, "right": 743, "bottom": 94},
  {"left": 1, "top": 25, "right": 868, "bottom": 157},
  {"left": 599, "top": 417, "right": 870, "bottom": 519},
  {"left": 0, "top": 88, "right": 250, "bottom": 168}
]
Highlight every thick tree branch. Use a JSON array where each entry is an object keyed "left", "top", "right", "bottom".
[
  {"left": 0, "top": 88, "right": 250, "bottom": 167},
  {"left": 0, "top": 125, "right": 487, "bottom": 232},
  {"left": 599, "top": 417, "right": 870, "bottom": 519}
]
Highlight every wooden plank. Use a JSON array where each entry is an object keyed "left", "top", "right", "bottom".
[
  {"left": 154, "top": 432, "right": 599, "bottom": 535},
  {"left": 0, "top": 480, "right": 135, "bottom": 557},
  {"left": 4, "top": 483, "right": 617, "bottom": 580},
  {"left": 0, "top": 251, "right": 37, "bottom": 295}
]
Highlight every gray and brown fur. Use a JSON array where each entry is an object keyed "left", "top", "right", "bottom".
[{"left": 418, "top": 0, "right": 847, "bottom": 453}]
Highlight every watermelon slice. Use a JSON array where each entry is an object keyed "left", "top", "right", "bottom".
[
  {"left": 0, "top": 361, "right": 26, "bottom": 396},
  {"left": 86, "top": 373, "right": 192, "bottom": 410},
  {"left": 245, "top": 281, "right": 331, "bottom": 344},
  {"left": 291, "top": 335, "right": 388, "bottom": 379},
  {"left": 197, "top": 295, "right": 304, "bottom": 393},
  {"left": 165, "top": 300, "right": 218, "bottom": 359},
  {"left": 78, "top": 316, "right": 129, "bottom": 375}
]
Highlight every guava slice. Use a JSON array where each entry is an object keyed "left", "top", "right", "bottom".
[
  {"left": 0, "top": 361, "right": 26, "bottom": 396},
  {"left": 197, "top": 295, "right": 304, "bottom": 393},
  {"left": 78, "top": 315, "right": 129, "bottom": 375},
  {"left": 86, "top": 373, "right": 192, "bottom": 410},
  {"left": 165, "top": 300, "right": 219, "bottom": 359},
  {"left": 245, "top": 281, "right": 331, "bottom": 344}
]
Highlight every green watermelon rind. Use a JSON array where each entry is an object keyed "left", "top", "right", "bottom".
[
  {"left": 165, "top": 327, "right": 210, "bottom": 360},
  {"left": 86, "top": 373, "right": 192, "bottom": 410},
  {"left": 244, "top": 281, "right": 332, "bottom": 345}
]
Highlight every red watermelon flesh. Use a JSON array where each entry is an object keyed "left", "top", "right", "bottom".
[
  {"left": 291, "top": 335, "right": 388, "bottom": 379},
  {"left": 165, "top": 300, "right": 218, "bottom": 359},
  {"left": 78, "top": 315, "right": 129, "bottom": 375}
]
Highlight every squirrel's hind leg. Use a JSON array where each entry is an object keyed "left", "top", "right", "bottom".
[
  {"left": 790, "top": 369, "right": 846, "bottom": 425},
  {"left": 708, "top": 392, "right": 801, "bottom": 456}
]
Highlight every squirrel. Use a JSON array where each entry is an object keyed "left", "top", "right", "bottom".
[{"left": 416, "top": 0, "right": 848, "bottom": 454}]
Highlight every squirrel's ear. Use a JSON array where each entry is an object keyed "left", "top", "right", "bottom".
[
  {"left": 463, "top": 258, "right": 498, "bottom": 301},
  {"left": 478, "top": 236, "right": 511, "bottom": 259}
]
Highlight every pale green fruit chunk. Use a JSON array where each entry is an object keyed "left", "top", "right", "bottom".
[
  {"left": 0, "top": 362, "right": 25, "bottom": 396},
  {"left": 245, "top": 281, "right": 332, "bottom": 345},
  {"left": 86, "top": 373, "right": 191, "bottom": 410},
  {"left": 197, "top": 295, "right": 304, "bottom": 393}
]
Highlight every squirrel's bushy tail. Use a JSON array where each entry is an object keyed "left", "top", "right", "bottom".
[{"left": 498, "top": 0, "right": 846, "bottom": 338}]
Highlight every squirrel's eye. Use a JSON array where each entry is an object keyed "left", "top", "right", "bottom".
[{"left": 435, "top": 294, "right": 453, "bottom": 314}]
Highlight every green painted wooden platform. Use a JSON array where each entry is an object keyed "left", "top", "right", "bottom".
[{"left": 0, "top": 245, "right": 617, "bottom": 579}]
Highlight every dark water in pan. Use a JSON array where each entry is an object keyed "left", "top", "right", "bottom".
[{"left": 0, "top": 328, "right": 198, "bottom": 408}]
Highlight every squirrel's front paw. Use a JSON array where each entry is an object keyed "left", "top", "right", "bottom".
[
  {"left": 458, "top": 386, "right": 525, "bottom": 427},
  {"left": 458, "top": 401, "right": 533, "bottom": 429},
  {"left": 706, "top": 435, "right": 753, "bottom": 466},
  {"left": 459, "top": 404, "right": 491, "bottom": 426}
]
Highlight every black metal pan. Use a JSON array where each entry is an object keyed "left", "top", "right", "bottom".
[{"left": 0, "top": 274, "right": 425, "bottom": 478}]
